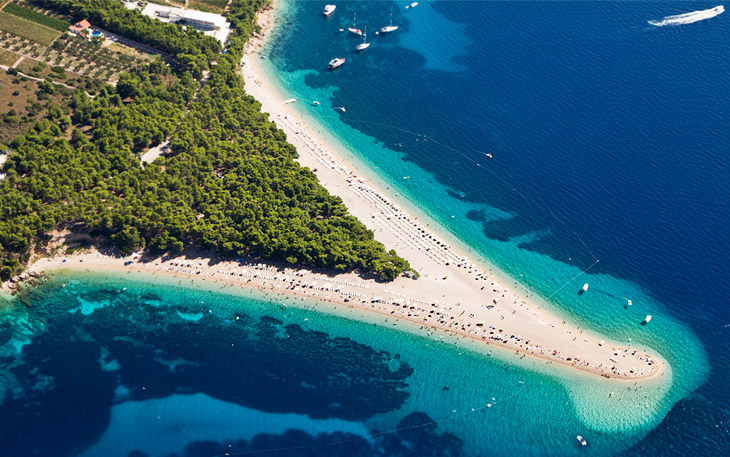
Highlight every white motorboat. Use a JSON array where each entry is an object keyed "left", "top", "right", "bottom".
[
  {"left": 582, "top": 283, "right": 589, "bottom": 292},
  {"left": 642, "top": 315, "right": 652, "bottom": 325},
  {"left": 649, "top": 5, "right": 723, "bottom": 27},
  {"left": 356, "top": 25, "right": 370, "bottom": 51},
  {"left": 323, "top": 4, "right": 336, "bottom": 16},
  {"left": 328, "top": 57, "right": 345, "bottom": 70},
  {"left": 577, "top": 435, "right": 587, "bottom": 446}
]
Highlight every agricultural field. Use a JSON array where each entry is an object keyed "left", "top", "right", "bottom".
[
  {"left": 0, "top": 11, "right": 60, "bottom": 46},
  {"left": 0, "top": 69, "right": 74, "bottom": 145},
  {"left": 3, "top": 2, "right": 71, "bottom": 32},
  {"left": 189, "top": 0, "right": 229, "bottom": 14},
  {"left": 0, "top": 31, "right": 47, "bottom": 60},
  {"left": 0, "top": 49, "right": 18, "bottom": 66},
  {"left": 48, "top": 34, "right": 153, "bottom": 82},
  {"left": 0, "top": 31, "right": 153, "bottom": 84}
]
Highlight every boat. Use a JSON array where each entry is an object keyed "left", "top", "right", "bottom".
[
  {"left": 337, "top": 106, "right": 346, "bottom": 112},
  {"left": 323, "top": 4, "right": 336, "bottom": 16},
  {"left": 577, "top": 435, "right": 587, "bottom": 446},
  {"left": 348, "top": 13, "right": 362, "bottom": 35},
  {"left": 648, "top": 5, "right": 723, "bottom": 27},
  {"left": 411, "top": 2, "right": 419, "bottom": 7},
  {"left": 356, "top": 26, "right": 370, "bottom": 51},
  {"left": 283, "top": 98, "right": 296, "bottom": 104},
  {"left": 642, "top": 315, "right": 652, "bottom": 325},
  {"left": 578, "top": 283, "right": 588, "bottom": 295},
  {"left": 627, "top": 299, "right": 633, "bottom": 306},
  {"left": 312, "top": 100, "right": 320, "bottom": 105},
  {"left": 328, "top": 57, "right": 345, "bottom": 70},
  {"left": 380, "top": 7, "right": 399, "bottom": 33}
]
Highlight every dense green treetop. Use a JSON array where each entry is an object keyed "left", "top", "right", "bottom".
[{"left": 0, "top": 0, "right": 412, "bottom": 281}]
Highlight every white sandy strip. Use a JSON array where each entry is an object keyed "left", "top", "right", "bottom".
[
  {"left": 4, "top": 4, "right": 667, "bottom": 383},
  {"left": 239, "top": 3, "right": 665, "bottom": 381},
  {"left": 29, "top": 249, "right": 662, "bottom": 383}
]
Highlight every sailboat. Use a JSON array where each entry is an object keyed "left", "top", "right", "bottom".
[
  {"left": 348, "top": 13, "right": 362, "bottom": 35},
  {"left": 380, "top": 7, "right": 399, "bottom": 33},
  {"left": 356, "top": 25, "right": 370, "bottom": 51}
]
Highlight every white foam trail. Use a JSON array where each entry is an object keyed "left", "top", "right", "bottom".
[{"left": 648, "top": 5, "right": 724, "bottom": 26}]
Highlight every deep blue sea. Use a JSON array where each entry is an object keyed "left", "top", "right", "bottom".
[{"left": 1, "top": 1, "right": 729, "bottom": 456}]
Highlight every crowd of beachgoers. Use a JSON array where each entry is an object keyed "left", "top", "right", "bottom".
[
  {"left": 43, "top": 248, "right": 658, "bottom": 381},
  {"left": 4, "top": 3, "right": 663, "bottom": 384}
]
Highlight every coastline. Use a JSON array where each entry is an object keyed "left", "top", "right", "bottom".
[
  {"left": 2, "top": 1, "right": 668, "bottom": 384},
  {"left": 234, "top": 0, "right": 667, "bottom": 382},
  {"left": 24, "top": 250, "right": 665, "bottom": 385}
]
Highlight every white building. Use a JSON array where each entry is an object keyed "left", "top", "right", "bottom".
[{"left": 141, "top": 4, "right": 231, "bottom": 44}]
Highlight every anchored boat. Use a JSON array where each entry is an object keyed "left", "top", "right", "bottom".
[
  {"left": 356, "top": 26, "right": 370, "bottom": 51},
  {"left": 348, "top": 13, "right": 362, "bottom": 35},
  {"left": 380, "top": 7, "right": 399, "bottom": 33},
  {"left": 323, "top": 4, "right": 336, "bottom": 17},
  {"left": 328, "top": 57, "right": 345, "bottom": 70}
]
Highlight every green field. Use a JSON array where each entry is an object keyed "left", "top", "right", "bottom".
[
  {"left": 3, "top": 3, "right": 71, "bottom": 32},
  {"left": 0, "top": 11, "right": 60, "bottom": 45},
  {"left": 0, "top": 49, "right": 18, "bottom": 66},
  {"left": 188, "top": 0, "right": 228, "bottom": 14}
]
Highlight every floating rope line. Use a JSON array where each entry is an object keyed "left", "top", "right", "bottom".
[
  {"left": 285, "top": 112, "right": 602, "bottom": 302},
  {"left": 547, "top": 259, "right": 600, "bottom": 300},
  {"left": 304, "top": 114, "right": 599, "bottom": 264}
]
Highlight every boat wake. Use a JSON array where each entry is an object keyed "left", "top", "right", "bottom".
[{"left": 648, "top": 5, "right": 724, "bottom": 26}]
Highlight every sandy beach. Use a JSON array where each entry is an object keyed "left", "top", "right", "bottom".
[{"left": 2, "top": 2, "right": 668, "bottom": 383}]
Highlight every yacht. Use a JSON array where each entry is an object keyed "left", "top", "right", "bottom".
[
  {"left": 356, "top": 26, "right": 370, "bottom": 51},
  {"left": 348, "top": 13, "right": 362, "bottom": 35},
  {"left": 648, "top": 5, "right": 724, "bottom": 27},
  {"left": 328, "top": 57, "right": 345, "bottom": 70},
  {"left": 380, "top": 8, "right": 399, "bottom": 33},
  {"left": 323, "top": 4, "right": 336, "bottom": 16}
]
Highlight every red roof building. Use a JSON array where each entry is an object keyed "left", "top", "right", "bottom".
[{"left": 69, "top": 19, "right": 91, "bottom": 33}]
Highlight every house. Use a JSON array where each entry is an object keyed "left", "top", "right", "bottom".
[{"left": 69, "top": 19, "right": 91, "bottom": 34}]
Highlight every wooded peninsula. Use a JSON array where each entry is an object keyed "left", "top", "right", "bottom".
[{"left": 0, "top": 0, "right": 412, "bottom": 281}]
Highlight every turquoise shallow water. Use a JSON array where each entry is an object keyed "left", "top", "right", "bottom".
[
  {"left": 2, "top": 1, "right": 728, "bottom": 455},
  {"left": 0, "top": 271, "right": 691, "bottom": 456},
  {"left": 252, "top": 0, "right": 727, "bottom": 454}
]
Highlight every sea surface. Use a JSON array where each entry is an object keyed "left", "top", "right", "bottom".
[{"left": 2, "top": 1, "right": 729, "bottom": 456}]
